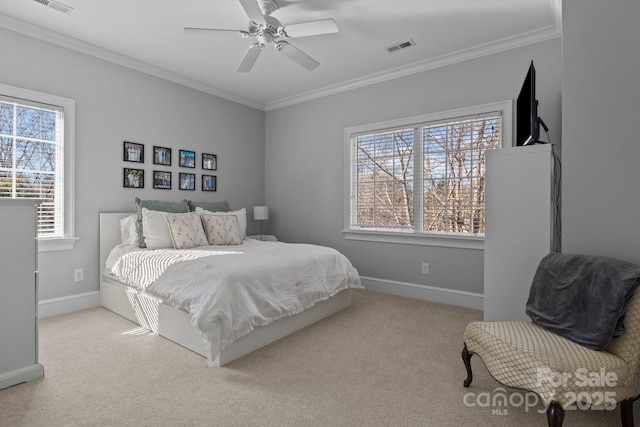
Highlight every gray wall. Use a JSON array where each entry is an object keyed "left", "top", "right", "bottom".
[
  {"left": 1, "top": 28, "right": 265, "bottom": 301},
  {"left": 5, "top": 0, "right": 634, "bottom": 311},
  {"left": 561, "top": 0, "right": 640, "bottom": 263},
  {"left": 1, "top": 24, "right": 567, "bottom": 305},
  {"left": 265, "top": 38, "right": 562, "bottom": 295}
]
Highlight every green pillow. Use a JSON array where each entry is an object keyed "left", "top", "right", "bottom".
[
  {"left": 135, "top": 198, "right": 189, "bottom": 248},
  {"left": 185, "top": 199, "right": 231, "bottom": 213}
]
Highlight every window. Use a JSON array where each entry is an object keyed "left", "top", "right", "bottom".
[
  {"left": 344, "top": 101, "right": 511, "bottom": 248},
  {"left": 0, "top": 84, "right": 75, "bottom": 251}
]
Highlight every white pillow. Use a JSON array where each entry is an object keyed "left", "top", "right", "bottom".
[
  {"left": 120, "top": 214, "right": 138, "bottom": 246},
  {"left": 195, "top": 207, "right": 247, "bottom": 240},
  {"left": 201, "top": 213, "right": 242, "bottom": 245},
  {"left": 164, "top": 212, "right": 208, "bottom": 249},
  {"left": 141, "top": 208, "right": 173, "bottom": 249}
]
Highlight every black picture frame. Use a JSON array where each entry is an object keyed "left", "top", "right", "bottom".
[
  {"left": 179, "top": 149, "right": 196, "bottom": 168},
  {"left": 153, "top": 146, "right": 172, "bottom": 166},
  {"left": 153, "top": 171, "right": 172, "bottom": 190},
  {"left": 202, "top": 153, "right": 217, "bottom": 170},
  {"left": 202, "top": 174, "right": 217, "bottom": 192},
  {"left": 179, "top": 172, "right": 195, "bottom": 191},
  {"left": 123, "top": 141, "right": 144, "bottom": 163},
  {"left": 123, "top": 168, "right": 144, "bottom": 188}
]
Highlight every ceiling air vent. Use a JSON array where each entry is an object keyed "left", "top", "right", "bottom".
[
  {"left": 32, "top": 0, "right": 74, "bottom": 14},
  {"left": 385, "top": 39, "right": 416, "bottom": 53}
]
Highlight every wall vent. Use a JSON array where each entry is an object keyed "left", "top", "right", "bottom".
[
  {"left": 32, "top": 0, "right": 74, "bottom": 14},
  {"left": 385, "top": 39, "right": 416, "bottom": 53}
]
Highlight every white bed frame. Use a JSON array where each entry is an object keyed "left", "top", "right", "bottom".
[{"left": 99, "top": 212, "right": 352, "bottom": 365}]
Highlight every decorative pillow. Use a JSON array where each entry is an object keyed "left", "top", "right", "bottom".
[
  {"left": 141, "top": 208, "right": 173, "bottom": 249},
  {"left": 195, "top": 207, "right": 247, "bottom": 240},
  {"left": 135, "top": 198, "right": 189, "bottom": 248},
  {"left": 164, "top": 212, "right": 208, "bottom": 249},
  {"left": 185, "top": 199, "right": 231, "bottom": 213},
  {"left": 120, "top": 214, "right": 138, "bottom": 246},
  {"left": 201, "top": 213, "right": 242, "bottom": 245}
]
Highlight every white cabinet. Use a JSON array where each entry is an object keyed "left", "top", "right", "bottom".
[
  {"left": 484, "top": 145, "right": 558, "bottom": 321},
  {"left": 0, "top": 199, "right": 44, "bottom": 389}
]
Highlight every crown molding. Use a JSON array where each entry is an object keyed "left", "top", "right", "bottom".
[
  {"left": 0, "top": 13, "right": 264, "bottom": 111},
  {"left": 266, "top": 0, "right": 562, "bottom": 110},
  {"left": 1, "top": 0, "right": 561, "bottom": 113}
]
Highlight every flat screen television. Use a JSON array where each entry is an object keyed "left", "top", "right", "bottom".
[{"left": 516, "top": 61, "right": 548, "bottom": 146}]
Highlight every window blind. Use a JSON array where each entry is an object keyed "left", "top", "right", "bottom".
[
  {"left": 0, "top": 96, "right": 65, "bottom": 237},
  {"left": 348, "top": 109, "right": 501, "bottom": 236},
  {"left": 351, "top": 127, "right": 415, "bottom": 231}
]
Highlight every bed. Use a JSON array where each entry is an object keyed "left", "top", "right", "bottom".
[{"left": 99, "top": 210, "right": 361, "bottom": 366}]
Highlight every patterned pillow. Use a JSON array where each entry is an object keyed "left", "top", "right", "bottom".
[
  {"left": 195, "top": 207, "right": 247, "bottom": 240},
  {"left": 201, "top": 213, "right": 242, "bottom": 245},
  {"left": 164, "top": 212, "right": 208, "bottom": 249}
]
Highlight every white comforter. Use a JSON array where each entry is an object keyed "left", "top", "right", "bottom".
[{"left": 106, "top": 239, "right": 361, "bottom": 365}]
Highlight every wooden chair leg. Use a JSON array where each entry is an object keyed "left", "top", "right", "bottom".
[
  {"left": 620, "top": 398, "right": 634, "bottom": 427},
  {"left": 462, "top": 343, "right": 473, "bottom": 387},
  {"left": 546, "top": 401, "right": 564, "bottom": 427}
]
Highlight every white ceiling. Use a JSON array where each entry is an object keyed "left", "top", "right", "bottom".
[{"left": 0, "top": 0, "right": 561, "bottom": 110}]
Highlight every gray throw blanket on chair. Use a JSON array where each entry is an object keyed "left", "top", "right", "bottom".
[{"left": 526, "top": 252, "right": 640, "bottom": 351}]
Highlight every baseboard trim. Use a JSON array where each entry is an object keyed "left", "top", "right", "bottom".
[
  {"left": 38, "top": 291, "right": 100, "bottom": 319},
  {"left": 360, "top": 276, "right": 483, "bottom": 310},
  {"left": 0, "top": 363, "right": 44, "bottom": 390},
  {"left": 35, "top": 280, "right": 482, "bottom": 318}
]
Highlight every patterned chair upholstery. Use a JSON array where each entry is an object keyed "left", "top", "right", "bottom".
[{"left": 462, "top": 288, "right": 640, "bottom": 427}]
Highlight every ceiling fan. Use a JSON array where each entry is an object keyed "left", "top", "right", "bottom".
[{"left": 184, "top": 0, "right": 338, "bottom": 72}]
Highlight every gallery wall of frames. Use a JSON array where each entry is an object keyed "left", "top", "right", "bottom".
[{"left": 122, "top": 141, "right": 218, "bottom": 192}]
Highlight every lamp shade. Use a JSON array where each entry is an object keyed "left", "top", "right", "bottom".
[{"left": 253, "top": 206, "right": 269, "bottom": 221}]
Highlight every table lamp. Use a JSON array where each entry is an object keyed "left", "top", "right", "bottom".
[{"left": 253, "top": 206, "right": 269, "bottom": 240}]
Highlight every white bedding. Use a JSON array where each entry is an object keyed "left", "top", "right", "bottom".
[{"left": 106, "top": 239, "right": 362, "bottom": 365}]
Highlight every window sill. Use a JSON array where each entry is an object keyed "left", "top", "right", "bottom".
[
  {"left": 342, "top": 230, "right": 484, "bottom": 250},
  {"left": 38, "top": 236, "right": 78, "bottom": 252}
]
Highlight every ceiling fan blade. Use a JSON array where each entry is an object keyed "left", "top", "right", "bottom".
[
  {"left": 184, "top": 27, "right": 244, "bottom": 36},
  {"left": 276, "top": 41, "right": 319, "bottom": 71},
  {"left": 238, "top": 0, "right": 266, "bottom": 25},
  {"left": 237, "top": 43, "right": 264, "bottom": 72},
  {"left": 282, "top": 19, "right": 338, "bottom": 39}
]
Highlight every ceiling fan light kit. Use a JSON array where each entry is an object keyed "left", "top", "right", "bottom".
[{"left": 184, "top": 0, "right": 338, "bottom": 72}]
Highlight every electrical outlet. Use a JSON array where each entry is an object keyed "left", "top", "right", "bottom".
[
  {"left": 421, "top": 263, "right": 429, "bottom": 275},
  {"left": 74, "top": 268, "right": 84, "bottom": 282}
]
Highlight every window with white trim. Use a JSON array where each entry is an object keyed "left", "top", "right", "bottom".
[
  {"left": 345, "top": 102, "right": 510, "bottom": 246},
  {"left": 0, "top": 84, "right": 75, "bottom": 249}
]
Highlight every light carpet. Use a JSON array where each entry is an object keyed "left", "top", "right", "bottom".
[{"left": 0, "top": 289, "right": 636, "bottom": 426}]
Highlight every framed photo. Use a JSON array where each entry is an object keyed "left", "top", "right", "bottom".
[
  {"left": 153, "top": 146, "right": 172, "bottom": 166},
  {"left": 179, "top": 149, "right": 196, "bottom": 168},
  {"left": 202, "top": 153, "right": 217, "bottom": 170},
  {"left": 153, "top": 171, "right": 171, "bottom": 190},
  {"left": 123, "top": 168, "right": 144, "bottom": 188},
  {"left": 202, "top": 174, "right": 217, "bottom": 192},
  {"left": 123, "top": 141, "right": 144, "bottom": 163},
  {"left": 179, "top": 172, "right": 195, "bottom": 191}
]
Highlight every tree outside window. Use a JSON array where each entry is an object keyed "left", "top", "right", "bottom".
[
  {"left": 0, "top": 99, "right": 64, "bottom": 236},
  {"left": 349, "top": 109, "right": 502, "bottom": 238}
]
